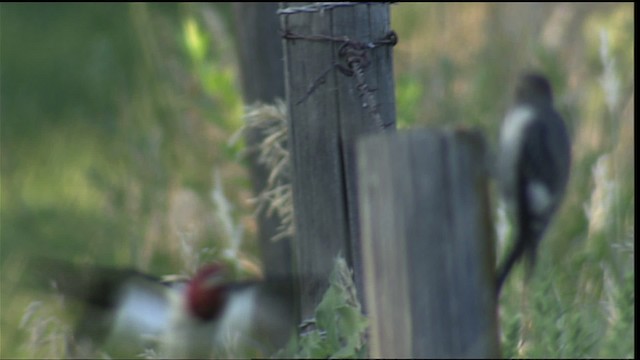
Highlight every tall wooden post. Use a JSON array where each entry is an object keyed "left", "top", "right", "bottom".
[
  {"left": 233, "top": 3, "right": 293, "bottom": 280},
  {"left": 280, "top": 2, "right": 396, "bottom": 318}
]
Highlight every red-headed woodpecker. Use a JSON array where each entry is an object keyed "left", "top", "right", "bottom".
[
  {"left": 496, "top": 72, "right": 571, "bottom": 293},
  {"left": 32, "top": 260, "right": 296, "bottom": 358}
]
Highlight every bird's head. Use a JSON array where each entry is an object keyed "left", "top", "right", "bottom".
[
  {"left": 515, "top": 72, "right": 554, "bottom": 105},
  {"left": 186, "top": 263, "right": 230, "bottom": 322}
]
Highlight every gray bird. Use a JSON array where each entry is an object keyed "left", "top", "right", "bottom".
[{"left": 496, "top": 72, "right": 571, "bottom": 293}]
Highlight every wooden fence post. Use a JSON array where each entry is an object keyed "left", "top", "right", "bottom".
[
  {"left": 233, "top": 3, "right": 293, "bottom": 280},
  {"left": 280, "top": 2, "right": 396, "bottom": 318},
  {"left": 358, "top": 129, "right": 499, "bottom": 358}
]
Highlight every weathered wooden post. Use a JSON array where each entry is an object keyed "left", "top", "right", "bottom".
[
  {"left": 233, "top": 3, "right": 293, "bottom": 280},
  {"left": 280, "top": 2, "right": 396, "bottom": 318},
  {"left": 358, "top": 129, "right": 500, "bottom": 358}
]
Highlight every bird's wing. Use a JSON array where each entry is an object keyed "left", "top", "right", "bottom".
[{"left": 28, "top": 258, "right": 174, "bottom": 356}]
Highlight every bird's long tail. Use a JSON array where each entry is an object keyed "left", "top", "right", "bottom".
[{"left": 496, "top": 233, "right": 527, "bottom": 294}]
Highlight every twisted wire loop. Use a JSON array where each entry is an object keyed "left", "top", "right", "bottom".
[
  {"left": 281, "top": 20, "right": 397, "bottom": 129},
  {"left": 277, "top": 2, "right": 393, "bottom": 16}
]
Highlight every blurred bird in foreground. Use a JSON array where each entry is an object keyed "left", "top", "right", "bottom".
[
  {"left": 30, "top": 259, "right": 296, "bottom": 359},
  {"left": 496, "top": 72, "right": 571, "bottom": 294}
]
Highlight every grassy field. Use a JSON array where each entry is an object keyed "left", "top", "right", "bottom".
[{"left": 1, "top": 3, "right": 634, "bottom": 358}]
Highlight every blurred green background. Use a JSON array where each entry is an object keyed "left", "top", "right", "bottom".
[{"left": 1, "top": 3, "right": 634, "bottom": 358}]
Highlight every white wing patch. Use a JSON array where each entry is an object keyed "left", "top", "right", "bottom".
[
  {"left": 499, "top": 106, "right": 535, "bottom": 200},
  {"left": 527, "top": 181, "right": 553, "bottom": 215},
  {"left": 500, "top": 106, "right": 534, "bottom": 151},
  {"left": 106, "top": 279, "right": 172, "bottom": 351}
]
